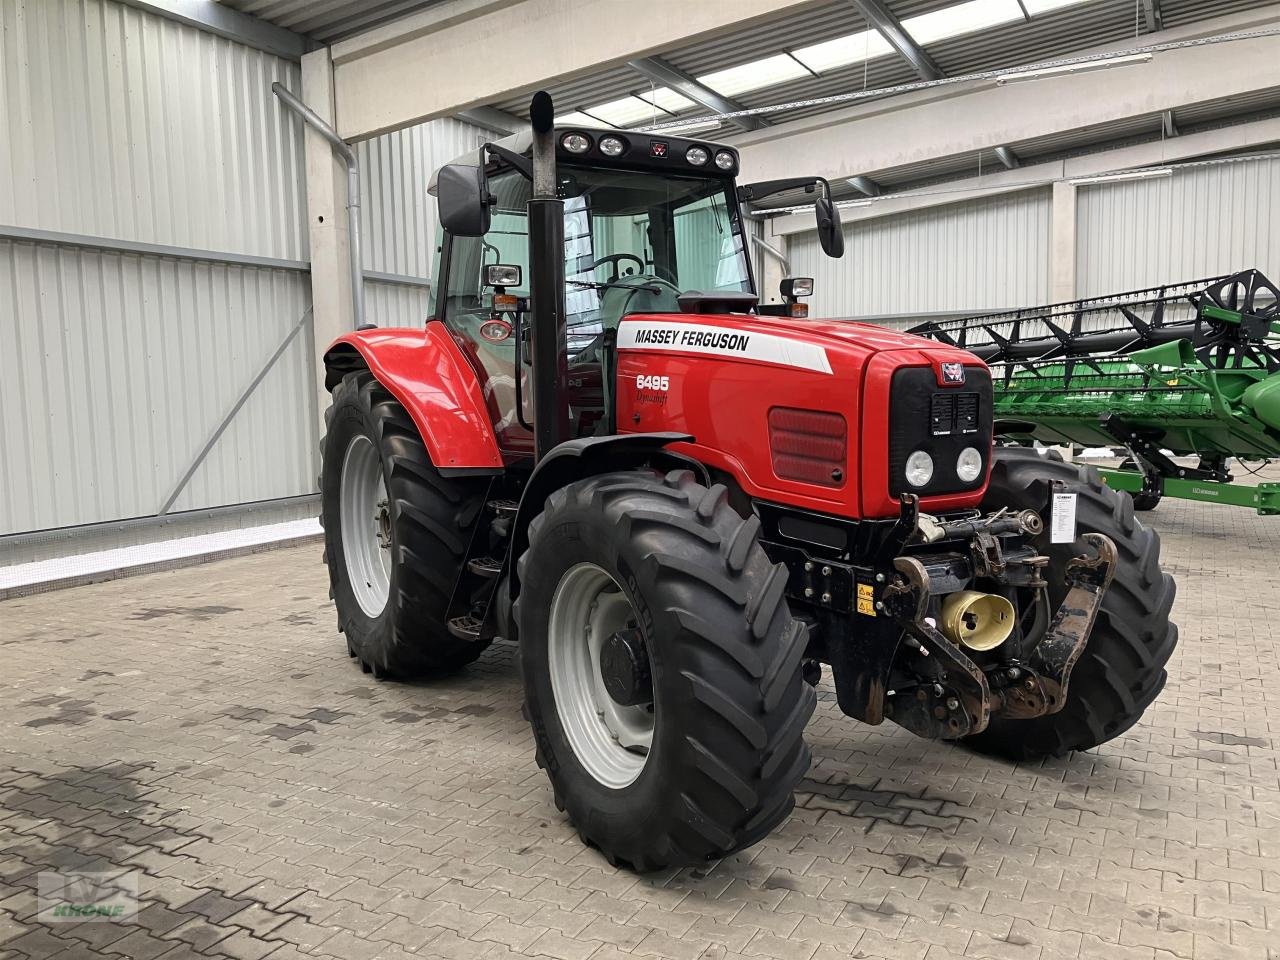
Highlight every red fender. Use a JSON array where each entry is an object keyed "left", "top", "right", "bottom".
[{"left": 324, "top": 324, "right": 503, "bottom": 471}]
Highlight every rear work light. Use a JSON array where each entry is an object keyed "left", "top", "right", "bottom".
[{"left": 768, "top": 407, "right": 847, "bottom": 487}]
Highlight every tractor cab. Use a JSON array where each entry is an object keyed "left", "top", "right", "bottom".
[{"left": 427, "top": 126, "right": 842, "bottom": 454}]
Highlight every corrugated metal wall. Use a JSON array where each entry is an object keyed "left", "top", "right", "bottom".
[
  {"left": 358, "top": 119, "right": 486, "bottom": 280},
  {"left": 1077, "top": 157, "right": 1280, "bottom": 296},
  {"left": 789, "top": 189, "right": 1052, "bottom": 323},
  {"left": 0, "top": 0, "right": 315, "bottom": 538},
  {"left": 0, "top": 0, "right": 307, "bottom": 259},
  {"left": 0, "top": 0, "right": 491, "bottom": 540},
  {"left": 0, "top": 238, "right": 314, "bottom": 533}
]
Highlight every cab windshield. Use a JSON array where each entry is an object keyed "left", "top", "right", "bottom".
[
  {"left": 440, "top": 165, "right": 752, "bottom": 448},
  {"left": 443, "top": 166, "right": 752, "bottom": 352}
]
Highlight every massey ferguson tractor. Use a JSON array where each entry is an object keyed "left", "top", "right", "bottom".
[{"left": 319, "top": 93, "right": 1177, "bottom": 871}]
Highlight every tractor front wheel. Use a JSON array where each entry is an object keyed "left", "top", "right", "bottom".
[
  {"left": 965, "top": 447, "right": 1178, "bottom": 759},
  {"left": 515, "top": 469, "right": 815, "bottom": 871}
]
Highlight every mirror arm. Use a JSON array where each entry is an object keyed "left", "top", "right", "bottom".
[
  {"left": 485, "top": 143, "right": 534, "bottom": 181},
  {"left": 737, "top": 176, "right": 831, "bottom": 204}
]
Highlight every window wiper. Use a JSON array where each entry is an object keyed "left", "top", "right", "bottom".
[{"left": 567, "top": 279, "right": 662, "bottom": 294}]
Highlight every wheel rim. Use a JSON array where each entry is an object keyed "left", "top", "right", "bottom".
[
  {"left": 548, "top": 563, "right": 654, "bottom": 789},
  {"left": 340, "top": 434, "right": 392, "bottom": 617}
]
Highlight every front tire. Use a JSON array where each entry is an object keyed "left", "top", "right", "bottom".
[
  {"left": 515, "top": 469, "right": 815, "bottom": 871},
  {"left": 966, "top": 448, "right": 1178, "bottom": 759},
  {"left": 320, "top": 371, "right": 490, "bottom": 679}
]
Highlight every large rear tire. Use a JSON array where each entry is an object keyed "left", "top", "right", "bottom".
[
  {"left": 965, "top": 448, "right": 1178, "bottom": 759},
  {"left": 320, "top": 370, "right": 490, "bottom": 679},
  {"left": 515, "top": 469, "right": 815, "bottom": 871}
]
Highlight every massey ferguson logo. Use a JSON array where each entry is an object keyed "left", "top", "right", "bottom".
[{"left": 941, "top": 362, "right": 966, "bottom": 385}]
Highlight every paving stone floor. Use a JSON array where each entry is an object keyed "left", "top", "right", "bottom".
[{"left": 2, "top": 488, "right": 1278, "bottom": 959}]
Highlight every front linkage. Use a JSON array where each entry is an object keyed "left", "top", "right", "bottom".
[{"left": 766, "top": 491, "right": 1118, "bottom": 743}]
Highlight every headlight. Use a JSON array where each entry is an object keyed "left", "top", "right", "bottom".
[
  {"left": 685, "top": 146, "right": 709, "bottom": 166},
  {"left": 714, "top": 150, "right": 736, "bottom": 170},
  {"left": 599, "top": 135, "right": 625, "bottom": 157},
  {"left": 905, "top": 451, "right": 934, "bottom": 488},
  {"left": 956, "top": 447, "right": 983, "bottom": 483},
  {"left": 561, "top": 133, "right": 591, "bottom": 154}
]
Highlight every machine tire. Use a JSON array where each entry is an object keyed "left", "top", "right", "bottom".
[
  {"left": 966, "top": 447, "right": 1178, "bottom": 759},
  {"left": 1119, "top": 457, "right": 1161, "bottom": 511},
  {"left": 515, "top": 469, "right": 815, "bottom": 871},
  {"left": 320, "top": 370, "right": 490, "bottom": 678}
]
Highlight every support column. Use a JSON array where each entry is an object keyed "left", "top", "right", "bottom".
[
  {"left": 301, "top": 48, "right": 354, "bottom": 430},
  {"left": 758, "top": 223, "right": 788, "bottom": 306},
  {"left": 1050, "top": 180, "right": 1077, "bottom": 303}
]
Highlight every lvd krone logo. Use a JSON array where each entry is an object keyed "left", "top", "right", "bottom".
[{"left": 40, "top": 871, "right": 138, "bottom": 921}]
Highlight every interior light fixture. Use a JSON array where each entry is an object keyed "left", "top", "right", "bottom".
[
  {"left": 996, "top": 52, "right": 1152, "bottom": 84},
  {"left": 1068, "top": 167, "right": 1172, "bottom": 186}
]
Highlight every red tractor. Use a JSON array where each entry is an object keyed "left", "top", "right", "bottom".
[{"left": 320, "top": 94, "right": 1177, "bottom": 870}]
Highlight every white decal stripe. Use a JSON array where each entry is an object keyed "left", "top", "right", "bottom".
[{"left": 616, "top": 321, "right": 832, "bottom": 375}]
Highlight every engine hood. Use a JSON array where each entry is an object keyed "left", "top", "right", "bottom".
[{"left": 617, "top": 313, "right": 981, "bottom": 373}]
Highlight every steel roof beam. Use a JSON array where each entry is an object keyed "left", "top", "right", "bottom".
[
  {"left": 848, "top": 0, "right": 944, "bottom": 82},
  {"left": 628, "top": 56, "right": 766, "bottom": 131},
  {"left": 116, "top": 0, "right": 309, "bottom": 59},
  {"left": 994, "top": 145, "right": 1021, "bottom": 169},
  {"left": 457, "top": 106, "right": 524, "bottom": 135},
  {"left": 847, "top": 175, "right": 883, "bottom": 196}
]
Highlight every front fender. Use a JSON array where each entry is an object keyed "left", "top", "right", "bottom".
[
  {"left": 507, "top": 433, "right": 696, "bottom": 605},
  {"left": 325, "top": 323, "right": 503, "bottom": 471}
]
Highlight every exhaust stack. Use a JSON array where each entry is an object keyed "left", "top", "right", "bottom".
[{"left": 527, "top": 90, "right": 570, "bottom": 461}]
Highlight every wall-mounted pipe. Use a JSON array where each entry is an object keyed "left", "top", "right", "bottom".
[
  {"left": 751, "top": 232, "right": 791, "bottom": 275},
  {"left": 271, "top": 81, "right": 364, "bottom": 329}
]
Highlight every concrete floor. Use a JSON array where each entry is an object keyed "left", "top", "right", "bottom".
[{"left": 2, "top": 491, "right": 1278, "bottom": 960}]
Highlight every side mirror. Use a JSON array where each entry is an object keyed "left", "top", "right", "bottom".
[
  {"left": 437, "top": 163, "right": 490, "bottom": 237},
  {"left": 815, "top": 195, "right": 844, "bottom": 258}
]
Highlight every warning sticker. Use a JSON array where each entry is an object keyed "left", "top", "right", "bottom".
[
  {"left": 1050, "top": 492, "right": 1078, "bottom": 544},
  {"left": 856, "top": 583, "right": 876, "bottom": 617}
]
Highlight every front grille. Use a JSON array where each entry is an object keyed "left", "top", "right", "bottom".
[
  {"left": 889, "top": 366, "right": 993, "bottom": 497},
  {"left": 768, "top": 407, "right": 847, "bottom": 487}
]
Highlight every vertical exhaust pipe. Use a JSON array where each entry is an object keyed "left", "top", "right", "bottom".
[{"left": 527, "top": 91, "right": 569, "bottom": 461}]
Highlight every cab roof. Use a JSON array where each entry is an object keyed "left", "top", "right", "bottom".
[{"left": 427, "top": 125, "right": 740, "bottom": 195}]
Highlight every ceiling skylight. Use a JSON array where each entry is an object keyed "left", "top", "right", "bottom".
[
  {"left": 555, "top": 111, "right": 606, "bottom": 128},
  {"left": 698, "top": 53, "right": 811, "bottom": 98},
  {"left": 791, "top": 29, "right": 894, "bottom": 72},
  {"left": 902, "top": 0, "right": 1024, "bottom": 46},
  {"left": 586, "top": 95, "right": 675, "bottom": 127},
  {"left": 634, "top": 87, "right": 697, "bottom": 113}
]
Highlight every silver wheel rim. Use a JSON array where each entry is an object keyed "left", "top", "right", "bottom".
[
  {"left": 548, "top": 563, "right": 654, "bottom": 789},
  {"left": 340, "top": 434, "right": 392, "bottom": 617}
]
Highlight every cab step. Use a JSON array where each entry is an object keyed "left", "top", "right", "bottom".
[
  {"left": 488, "top": 499, "right": 518, "bottom": 517},
  {"left": 447, "top": 615, "right": 486, "bottom": 641},
  {"left": 467, "top": 556, "right": 502, "bottom": 578}
]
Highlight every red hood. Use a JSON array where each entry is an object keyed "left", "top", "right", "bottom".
[{"left": 624, "top": 312, "right": 979, "bottom": 365}]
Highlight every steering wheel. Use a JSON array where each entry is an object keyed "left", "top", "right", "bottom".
[{"left": 587, "top": 253, "right": 646, "bottom": 284}]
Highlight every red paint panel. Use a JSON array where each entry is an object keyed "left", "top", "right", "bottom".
[
  {"left": 616, "top": 312, "right": 992, "bottom": 519},
  {"left": 325, "top": 325, "right": 503, "bottom": 469}
]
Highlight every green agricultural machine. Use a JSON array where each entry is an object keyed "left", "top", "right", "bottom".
[{"left": 910, "top": 270, "right": 1280, "bottom": 514}]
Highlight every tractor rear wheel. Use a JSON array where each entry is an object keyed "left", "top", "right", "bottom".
[
  {"left": 320, "top": 370, "right": 490, "bottom": 679},
  {"left": 965, "top": 447, "right": 1178, "bottom": 759},
  {"left": 515, "top": 469, "right": 815, "bottom": 871}
]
